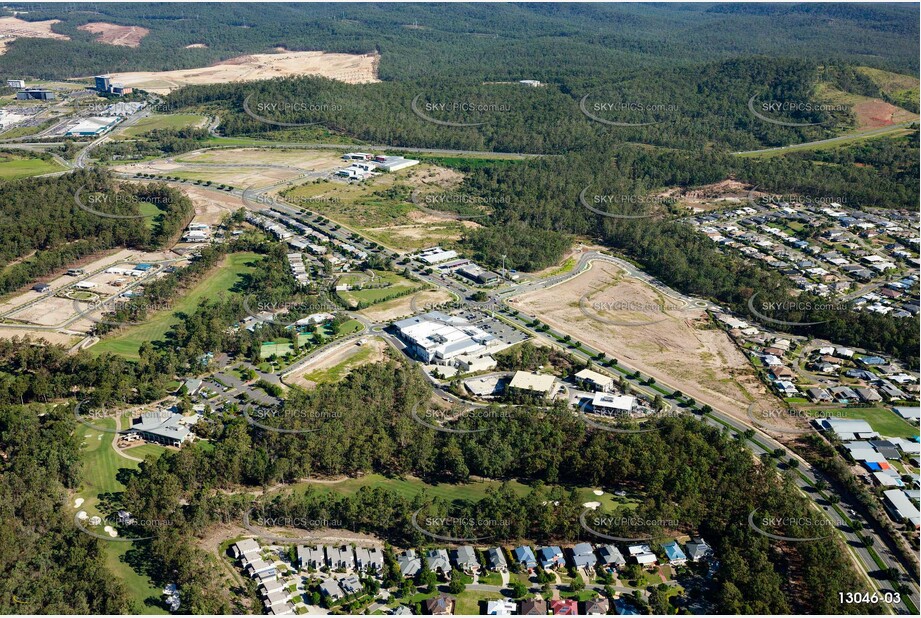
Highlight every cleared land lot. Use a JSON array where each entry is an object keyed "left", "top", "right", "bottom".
[
  {"left": 358, "top": 287, "right": 454, "bottom": 322},
  {"left": 289, "top": 336, "right": 387, "bottom": 389},
  {"left": 0, "top": 16, "right": 69, "bottom": 54},
  {"left": 77, "top": 22, "right": 149, "bottom": 47},
  {"left": 282, "top": 162, "right": 481, "bottom": 251},
  {"left": 512, "top": 261, "right": 783, "bottom": 424},
  {"left": 0, "top": 153, "right": 66, "bottom": 179},
  {"left": 99, "top": 50, "right": 379, "bottom": 94},
  {"left": 177, "top": 148, "right": 344, "bottom": 170},
  {"left": 0, "top": 248, "right": 171, "bottom": 335},
  {"left": 337, "top": 270, "right": 422, "bottom": 307},
  {"left": 91, "top": 252, "right": 261, "bottom": 359},
  {"left": 120, "top": 160, "right": 304, "bottom": 189},
  {"left": 117, "top": 113, "right": 208, "bottom": 138}
]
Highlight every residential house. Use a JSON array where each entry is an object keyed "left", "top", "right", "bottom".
[
  {"left": 397, "top": 550, "right": 422, "bottom": 578},
  {"left": 424, "top": 593, "right": 455, "bottom": 615},
  {"left": 232, "top": 538, "right": 261, "bottom": 560},
  {"left": 339, "top": 575, "right": 362, "bottom": 596},
  {"left": 354, "top": 546, "right": 384, "bottom": 573},
  {"left": 426, "top": 549, "right": 451, "bottom": 576},
  {"left": 263, "top": 590, "right": 289, "bottom": 610},
  {"left": 684, "top": 538, "right": 713, "bottom": 562},
  {"left": 297, "top": 544, "right": 325, "bottom": 570},
  {"left": 598, "top": 544, "right": 626, "bottom": 569},
  {"left": 662, "top": 541, "right": 687, "bottom": 566},
  {"left": 627, "top": 544, "right": 657, "bottom": 566},
  {"left": 549, "top": 599, "right": 578, "bottom": 615},
  {"left": 519, "top": 599, "right": 548, "bottom": 615},
  {"left": 245, "top": 559, "right": 277, "bottom": 578},
  {"left": 614, "top": 599, "right": 639, "bottom": 615},
  {"left": 513, "top": 546, "right": 538, "bottom": 571},
  {"left": 450, "top": 546, "right": 480, "bottom": 574},
  {"left": 486, "top": 547, "right": 508, "bottom": 572},
  {"left": 319, "top": 579, "right": 344, "bottom": 601},
  {"left": 326, "top": 545, "right": 355, "bottom": 571},
  {"left": 583, "top": 597, "right": 610, "bottom": 615},
  {"left": 536, "top": 545, "right": 565, "bottom": 570},
  {"left": 486, "top": 599, "right": 517, "bottom": 615},
  {"left": 569, "top": 543, "right": 597, "bottom": 570}
]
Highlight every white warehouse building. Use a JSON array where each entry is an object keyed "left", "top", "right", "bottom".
[{"left": 394, "top": 311, "right": 494, "bottom": 363}]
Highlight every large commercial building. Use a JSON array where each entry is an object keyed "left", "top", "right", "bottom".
[
  {"left": 393, "top": 311, "right": 494, "bottom": 363},
  {"left": 131, "top": 410, "right": 198, "bottom": 447},
  {"left": 16, "top": 89, "right": 55, "bottom": 100},
  {"left": 66, "top": 116, "right": 119, "bottom": 136}
]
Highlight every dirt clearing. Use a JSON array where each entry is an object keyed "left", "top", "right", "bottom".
[
  {"left": 288, "top": 337, "right": 387, "bottom": 390},
  {"left": 100, "top": 50, "right": 380, "bottom": 94},
  {"left": 511, "top": 260, "right": 782, "bottom": 423},
  {"left": 0, "top": 16, "right": 69, "bottom": 54},
  {"left": 78, "top": 22, "right": 149, "bottom": 47},
  {"left": 358, "top": 288, "right": 454, "bottom": 322}
]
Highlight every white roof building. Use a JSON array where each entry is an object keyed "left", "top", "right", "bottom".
[
  {"left": 394, "top": 311, "right": 493, "bottom": 363},
  {"left": 508, "top": 371, "right": 556, "bottom": 396},
  {"left": 591, "top": 393, "right": 636, "bottom": 415}
]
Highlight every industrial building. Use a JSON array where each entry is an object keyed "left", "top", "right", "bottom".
[
  {"left": 16, "top": 89, "right": 55, "bottom": 100},
  {"left": 373, "top": 155, "right": 419, "bottom": 172},
  {"left": 393, "top": 311, "right": 494, "bottom": 364},
  {"left": 66, "top": 116, "right": 119, "bottom": 136},
  {"left": 591, "top": 393, "right": 636, "bottom": 415},
  {"left": 508, "top": 371, "right": 557, "bottom": 398}
]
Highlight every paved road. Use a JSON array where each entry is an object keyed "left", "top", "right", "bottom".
[
  {"left": 732, "top": 121, "right": 918, "bottom": 156},
  {"left": 64, "top": 132, "right": 920, "bottom": 610}
]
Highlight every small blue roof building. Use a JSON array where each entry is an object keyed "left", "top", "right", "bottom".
[
  {"left": 662, "top": 541, "right": 687, "bottom": 565},
  {"left": 513, "top": 546, "right": 537, "bottom": 570}
]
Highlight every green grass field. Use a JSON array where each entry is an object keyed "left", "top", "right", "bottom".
[
  {"left": 337, "top": 270, "right": 422, "bottom": 307},
  {"left": 0, "top": 154, "right": 65, "bottom": 179},
  {"left": 455, "top": 590, "right": 503, "bottom": 615},
  {"left": 75, "top": 418, "right": 167, "bottom": 613},
  {"left": 815, "top": 407, "right": 919, "bottom": 439},
  {"left": 92, "top": 252, "right": 261, "bottom": 359},
  {"left": 119, "top": 114, "right": 207, "bottom": 138},
  {"left": 300, "top": 342, "right": 376, "bottom": 385},
  {"left": 282, "top": 473, "right": 618, "bottom": 509},
  {"left": 123, "top": 443, "right": 168, "bottom": 461}
]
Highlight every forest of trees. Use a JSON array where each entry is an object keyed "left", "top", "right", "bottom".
[
  {"left": 94, "top": 360, "right": 881, "bottom": 614},
  {"left": 0, "top": 170, "right": 194, "bottom": 295},
  {"left": 1, "top": 3, "right": 916, "bottom": 80}
]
